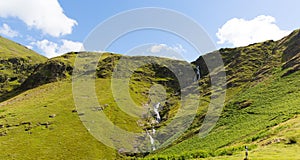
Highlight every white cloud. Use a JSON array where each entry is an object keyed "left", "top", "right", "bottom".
[
  {"left": 171, "top": 44, "right": 186, "bottom": 54},
  {"left": 25, "top": 45, "right": 33, "bottom": 50},
  {"left": 0, "top": 23, "right": 18, "bottom": 37},
  {"left": 150, "top": 44, "right": 186, "bottom": 54},
  {"left": 145, "top": 44, "right": 186, "bottom": 60},
  {"left": 31, "top": 39, "right": 58, "bottom": 58},
  {"left": 0, "top": 0, "right": 77, "bottom": 37},
  {"left": 57, "top": 39, "right": 83, "bottom": 55},
  {"left": 150, "top": 44, "right": 167, "bottom": 53},
  {"left": 31, "top": 39, "right": 83, "bottom": 58},
  {"left": 216, "top": 15, "right": 291, "bottom": 47}
]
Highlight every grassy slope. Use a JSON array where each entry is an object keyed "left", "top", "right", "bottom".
[
  {"left": 0, "top": 52, "right": 186, "bottom": 159},
  {"left": 145, "top": 31, "right": 300, "bottom": 159},
  {"left": 202, "top": 114, "right": 300, "bottom": 160},
  {"left": 0, "top": 36, "right": 46, "bottom": 61},
  {"left": 0, "top": 80, "right": 117, "bottom": 159},
  {"left": 0, "top": 36, "right": 47, "bottom": 100},
  {"left": 145, "top": 67, "right": 300, "bottom": 159},
  {"left": 2, "top": 68, "right": 299, "bottom": 159},
  {"left": 1, "top": 29, "right": 300, "bottom": 160}
]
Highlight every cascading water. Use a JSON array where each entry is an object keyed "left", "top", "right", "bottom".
[
  {"left": 144, "top": 102, "right": 162, "bottom": 151},
  {"left": 194, "top": 65, "right": 201, "bottom": 81},
  {"left": 153, "top": 103, "right": 161, "bottom": 123},
  {"left": 152, "top": 127, "right": 156, "bottom": 134},
  {"left": 146, "top": 130, "right": 156, "bottom": 151}
]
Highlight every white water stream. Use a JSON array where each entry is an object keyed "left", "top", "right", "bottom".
[
  {"left": 145, "top": 102, "right": 162, "bottom": 151},
  {"left": 195, "top": 65, "right": 201, "bottom": 81},
  {"left": 153, "top": 102, "right": 161, "bottom": 123},
  {"left": 146, "top": 130, "right": 156, "bottom": 151}
]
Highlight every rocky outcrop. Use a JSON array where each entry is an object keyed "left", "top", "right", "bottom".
[{"left": 20, "top": 60, "right": 73, "bottom": 90}]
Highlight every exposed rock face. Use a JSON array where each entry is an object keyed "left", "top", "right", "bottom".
[
  {"left": 280, "top": 29, "right": 300, "bottom": 62},
  {"left": 278, "top": 30, "right": 300, "bottom": 77},
  {"left": 0, "top": 36, "right": 47, "bottom": 101},
  {"left": 281, "top": 53, "right": 300, "bottom": 77},
  {"left": 0, "top": 58, "right": 40, "bottom": 93},
  {"left": 96, "top": 54, "right": 121, "bottom": 78},
  {"left": 20, "top": 60, "right": 73, "bottom": 90},
  {"left": 97, "top": 55, "right": 195, "bottom": 93},
  {"left": 191, "top": 30, "right": 300, "bottom": 88},
  {"left": 192, "top": 44, "right": 279, "bottom": 88}
]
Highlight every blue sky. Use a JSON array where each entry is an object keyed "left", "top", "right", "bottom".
[{"left": 0, "top": 0, "right": 299, "bottom": 61}]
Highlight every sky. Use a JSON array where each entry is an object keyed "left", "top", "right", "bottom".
[{"left": 0, "top": 0, "right": 300, "bottom": 61}]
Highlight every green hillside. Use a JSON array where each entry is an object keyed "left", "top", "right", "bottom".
[
  {"left": 0, "top": 49, "right": 193, "bottom": 159},
  {"left": 0, "top": 80, "right": 118, "bottom": 159},
  {"left": 146, "top": 29, "right": 300, "bottom": 159},
  {"left": 0, "top": 36, "right": 47, "bottom": 101},
  {"left": 0, "top": 29, "right": 300, "bottom": 160},
  {"left": 150, "top": 66, "right": 300, "bottom": 159}
]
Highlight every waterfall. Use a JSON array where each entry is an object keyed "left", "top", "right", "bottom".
[
  {"left": 144, "top": 102, "right": 161, "bottom": 151},
  {"left": 146, "top": 130, "right": 156, "bottom": 151},
  {"left": 195, "top": 65, "right": 201, "bottom": 81},
  {"left": 153, "top": 103, "right": 161, "bottom": 123},
  {"left": 152, "top": 128, "right": 156, "bottom": 134}
]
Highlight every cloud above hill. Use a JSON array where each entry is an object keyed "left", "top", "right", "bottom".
[
  {"left": 125, "top": 43, "right": 186, "bottom": 60},
  {"left": 30, "top": 39, "right": 83, "bottom": 58},
  {"left": 217, "top": 15, "right": 291, "bottom": 47},
  {"left": 0, "top": 0, "right": 77, "bottom": 37},
  {"left": 0, "top": 23, "right": 18, "bottom": 38},
  {"left": 150, "top": 44, "right": 186, "bottom": 54}
]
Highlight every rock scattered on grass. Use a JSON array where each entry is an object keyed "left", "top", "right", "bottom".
[
  {"left": 0, "top": 131, "right": 7, "bottom": 136},
  {"left": 234, "top": 100, "right": 252, "bottom": 109},
  {"left": 25, "top": 126, "right": 32, "bottom": 131},
  {"left": 91, "top": 106, "right": 103, "bottom": 111},
  {"left": 49, "top": 114, "right": 56, "bottom": 118},
  {"left": 5, "top": 124, "right": 12, "bottom": 128},
  {"left": 20, "top": 121, "right": 32, "bottom": 125},
  {"left": 39, "top": 122, "right": 51, "bottom": 128}
]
